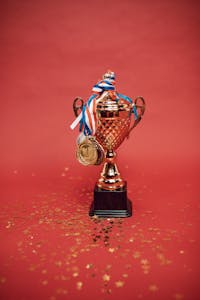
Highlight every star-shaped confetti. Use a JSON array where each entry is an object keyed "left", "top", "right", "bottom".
[
  {"left": 149, "top": 284, "right": 158, "bottom": 292},
  {"left": 102, "top": 274, "right": 110, "bottom": 281},
  {"left": 115, "top": 281, "right": 124, "bottom": 288}
]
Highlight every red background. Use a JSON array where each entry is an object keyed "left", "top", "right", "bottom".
[{"left": 0, "top": 0, "right": 199, "bottom": 299}]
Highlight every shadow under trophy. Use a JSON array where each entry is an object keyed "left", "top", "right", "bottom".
[{"left": 70, "top": 72, "right": 145, "bottom": 218}]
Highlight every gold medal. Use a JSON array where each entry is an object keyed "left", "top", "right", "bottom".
[{"left": 76, "top": 136, "right": 104, "bottom": 166}]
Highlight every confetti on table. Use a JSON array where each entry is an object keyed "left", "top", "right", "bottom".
[
  {"left": 115, "top": 281, "right": 125, "bottom": 288},
  {"left": 102, "top": 274, "right": 111, "bottom": 282},
  {"left": 149, "top": 284, "right": 159, "bottom": 292},
  {"left": 76, "top": 281, "right": 83, "bottom": 290}
]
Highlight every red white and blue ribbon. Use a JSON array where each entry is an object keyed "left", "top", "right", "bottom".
[
  {"left": 79, "top": 94, "right": 98, "bottom": 135},
  {"left": 70, "top": 71, "right": 138, "bottom": 135}
]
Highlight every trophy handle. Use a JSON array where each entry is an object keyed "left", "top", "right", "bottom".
[
  {"left": 127, "top": 96, "right": 145, "bottom": 137},
  {"left": 73, "top": 97, "right": 84, "bottom": 117}
]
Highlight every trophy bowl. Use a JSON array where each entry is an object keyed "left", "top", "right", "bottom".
[{"left": 95, "top": 92, "right": 132, "bottom": 191}]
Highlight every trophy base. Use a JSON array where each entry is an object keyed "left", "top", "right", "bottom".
[{"left": 89, "top": 183, "right": 132, "bottom": 218}]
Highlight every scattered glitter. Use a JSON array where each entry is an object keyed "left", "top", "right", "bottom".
[
  {"left": 108, "top": 248, "right": 115, "bottom": 253},
  {"left": 76, "top": 281, "right": 83, "bottom": 290},
  {"left": 115, "top": 281, "right": 124, "bottom": 288},
  {"left": 133, "top": 251, "right": 141, "bottom": 259},
  {"left": 102, "top": 274, "right": 110, "bottom": 282},
  {"left": 149, "top": 284, "right": 158, "bottom": 292},
  {"left": 141, "top": 259, "right": 148, "bottom": 265},
  {"left": 105, "top": 264, "right": 112, "bottom": 271},
  {"left": 6, "top": 221, "right": 14, "bottom": 229},
  {"left": 1, "top": 180, "right": 196, "bottom": 299},
  {"left": 42, "top": 280, "right": 48, "bottom": 285},
  {"left": 55, "top": 261, "right": 62, "bottom": 267},
  {"left": 56, "top": 288, "right": 68, "bottom": 295},
  {"left": 157, "top": 253, "right": 172, "bottom": 265},
  {"left": 173, "top": 293, "right": 184, "bottom": 299},
  {"left": 0, "top": 277, "right": 6, "bottom": 284},
  {"left": 86, "top": 263, "right": 93, "bottom": 269},
  {"left": 29, "top": 265, "right": 36, "bottom": 272}
]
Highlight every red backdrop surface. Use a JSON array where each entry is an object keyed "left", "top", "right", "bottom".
[{"left": 0, "top": 0, "right": 200, "bottom": 300}]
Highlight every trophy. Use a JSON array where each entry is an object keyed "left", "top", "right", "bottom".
[{"left": 70, "top": 71, "right": 145, "bottom": 218}]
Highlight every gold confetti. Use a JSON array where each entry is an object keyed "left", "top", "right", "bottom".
[
  {"left": 76, "top": 281, "right": 83, "bottom": 290},
  {"left": 133, "top": 251, "right": 141, "bottom": 259},
  {"left": 129, "top": 237, "right": 134, "bottom": 243},
  {"left": 56, "top": 288, "right": 68, "bottom": 295},
  {"left": 61, "top": 275, "right": 68, "bottom": 281},
  {"left": 149, "top": 284, "right": 158, "bottom": 292},
  {"left": 86, "top": 263, "right": 93, "bottom": 269},
  {"left": 0, "top": 277, "right": 6, "bottom": 284},
  {"left": 179, "top": 250, "right": 184, "bottom": 254},
  {"left": 173, "top": 293, "right": 184, "bottom": 299},
  {"left": 6, "top": 221, "right": 14, "bottom": 229},
  {"left": 141, "top": 259, "right": 149, "bottom": 265},
  {"left": 122, "top": 274, "right": 128, "bottom": 278},
  {"left": 108, "top": 248, "right": 115, "bottom": 253},
  {"left": 29, "top": 265, "right": 36, "bottom": 272},
  {"left": 23, "top": 229, "right": 30, "bottom": 235},
  {"left": 73, "top": 272, "right": 79, "bottom": 277},
  {"left": 102, "top": 274, "right": 110, "bottom": 281},
  {"left": 105, "top": 264, "right": 112, "bottom": 270},
  {"left": 102, "top": 288, "right": 112, "bottom": 294},
  {"left": 157, "top": 253, "right": 172, "bottom": 265},
  {"left": 115, "top": 281, "right": 124, "bottom": 288},
  {"left": 42, "top": 280, "right": 48, "bottom": 285},
  {"left": 55, "top": 261, "right": 62, "bottom": 267}
]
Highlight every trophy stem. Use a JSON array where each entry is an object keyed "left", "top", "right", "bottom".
[
  {"left": 97, "top": 149, "right": 125, "bottom": 191},
  {"left": 89, "top": 149, "right": 132, "bottom": 218}
]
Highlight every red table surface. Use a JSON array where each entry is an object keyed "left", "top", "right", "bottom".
[{"left": 0, "top": 0, "right": 199, "bottom": 300}]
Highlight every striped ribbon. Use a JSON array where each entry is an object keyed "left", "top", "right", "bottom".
[
  {"left": 70, "top": 71, "right": 138, "bottom": 136},
  {"left": 117, "top": 93, "right": 138, "bottom": 120},
  {"left": 79, "top": 94, "right": 98, "bottom": 135}
]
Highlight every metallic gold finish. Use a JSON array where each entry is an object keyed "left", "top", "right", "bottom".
[
  {"left": 76, "top": 137, "right": 104, "bottom": 166},
  {"left": 95, "top": 92, "right": 134, "bottom": 191},
  {"left": 97, "top": 149, "right": 125, "bottom": 191}
]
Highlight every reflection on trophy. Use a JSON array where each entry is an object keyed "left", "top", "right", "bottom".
[{"left": 70, "top": 71, "right": 145, "bottom": 218}]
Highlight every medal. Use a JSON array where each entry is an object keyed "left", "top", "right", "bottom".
[{"left": 76, "top": 136, "right": 104, "bottom": 166}]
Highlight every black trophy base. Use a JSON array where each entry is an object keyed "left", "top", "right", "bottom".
[{"left": 89, "top": 183, "right": 132, "bottom": 218}]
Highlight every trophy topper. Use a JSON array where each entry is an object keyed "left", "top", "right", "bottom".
[{"left": 70, "top": 71, "right": 145, "bottom": 218}]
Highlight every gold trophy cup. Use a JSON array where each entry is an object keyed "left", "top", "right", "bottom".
[{"left": 72, "top": 81, "right": 145, "bottom": 218}]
